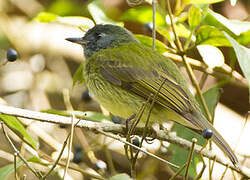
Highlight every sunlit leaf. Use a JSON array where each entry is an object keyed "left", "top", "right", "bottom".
[
  {"left": 121, "top": 6, "right": 165, "bottom": 26},
  {"left": 35, "top": 12, "right": 58, "bottom": 23},
  {"left": 88, "top": 0, "right": 123, "bottom": 26},
  {"left": 188, "top": 5, "right": 201, "bottom": 30},
  {"left": 35, "top": 12, "right": 95, "bottom": 30},
  {"left": 174, "top": 23, "right": 191, "bottom": 39},
  {"left": 73, "top": 63, "right": 85, "bottom": 86},
  {"left": 223, "top": 32, "right": 250, "bottom": 102},
  {"left": 0, "top": 115, "right": 39, "bottom": 149},
  {"left": 203, "top": 9, "right": 250, "bottom": 36},
  {"left": 58, "top": 16, "right": 95, "bottom": 29},
  {"left": 135, "top": 34, "right": 169, "bottom": 54},
  {"left": 197, "top": 45, "right": 224, "bottom": 68},
  {"left": 184, "top": 0, "right": 224, "bottom": 5},
  {"left": 0, "top": 161, "right": 23, "bottom": 180},
  {"left": 195, "top": 25, "right": 231, "bottom": 46},
  {"left": 156, "top": 26, "right": 173, "bottom": 45},
  {"left": 110, "top": 173, "right": 132, "bottom": 180},
  {"left": 237, "top": 30, "right": 250, "bottom": 46}
]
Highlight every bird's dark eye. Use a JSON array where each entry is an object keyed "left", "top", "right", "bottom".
[{"left": 96, "top": 33, "right": 105, "bottom": 39}]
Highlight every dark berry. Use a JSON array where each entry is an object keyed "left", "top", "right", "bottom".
[
  {"left": 59, "top": 124, "right": 67, "bottom": 128},
  {"left": 74, "top": 144, "right": 82, "bottom": 153},
  {"left": 132, "top": 137, "right": 140, "bottom": 147},
  {"left": 111, "top": 116, "right": 121, "bottom": 124},
  {"left": 202, "top": 128, "right": 213, "bottom": 139},
  {"left": 81, "top": 89, "right": 92, "bottom": 102},
  {"left": 72, "top": 152, "right": 82, "bottom": 164},
  {"left": 6, "top": 48, "right": 18, "bottom": 62}
]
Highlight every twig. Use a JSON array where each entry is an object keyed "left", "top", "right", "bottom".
[
  {"left": 220, "top": 164, "right": 229, "bottom": 180},
  {"left": 63, "top": 114, "right": 75, "bottom": 179},
  {"left": 14, "top": 152, "right": 18, "bottom": 180},
  {"left": 97, "top": 129, "right": 179, "bottom": 168},
  {"left": 166, "top": 0, "right": 212, "bottom": 121},
  {"left": 1, "top": 122, "right": 42, "bottom": 178},
  {"left": 0, "top": 105, "right": 249, "bottom": 177},
  {"left": 184, "top": 138, "right": 197, "bottom": 180},
  {"left": 169, "top": 163, "right": 187, "bottom": 180},
  {"left": 42, "top": 134, "right": 70, "bottom": 179}
]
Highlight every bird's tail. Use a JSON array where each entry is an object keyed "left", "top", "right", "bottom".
[{"left": 185, "top": 110, "right": 239, "bottom": 168}]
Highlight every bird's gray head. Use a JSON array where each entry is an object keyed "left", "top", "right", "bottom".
[{"left": 66, "top": 24, "right": 138, "bottom": 58}]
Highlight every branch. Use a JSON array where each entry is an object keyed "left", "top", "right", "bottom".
[{"left": 0, "top": 104, "right": 249, "bottom": 178}]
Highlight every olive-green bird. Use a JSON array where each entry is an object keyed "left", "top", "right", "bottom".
[{"left": 66, "top": 24, "right": 238, "bottom": 166}]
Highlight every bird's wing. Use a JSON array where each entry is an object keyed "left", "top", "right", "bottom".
[{"left": 99, "top": 60, "right": 192, "bottom": 115}]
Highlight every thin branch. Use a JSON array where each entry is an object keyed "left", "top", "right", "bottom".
[
  {"left": 97, "top": 129, "right": 179, "bottom": 168},
  {"left": 42, "top": 134, "right": 70, "bottom": 179},
  {"left": 1, "top": 122, "right": 42, "bottom": 178},
  {"left": 184, "top": 138, "right": 197, "bottom": 180},
  {"left": 0, "top": 105, "right": 249, "bottom": 178}
]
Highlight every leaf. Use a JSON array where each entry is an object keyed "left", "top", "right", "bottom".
[
  {"left": 156, "top": 26, "right": 174, "bottom": 45},
  {"left": 197, "top": 45, "right": 224, "bottom": 68},
  {"left": 88, "top": 0, "right": 123, "bottom": 26},
  {"left": 223, "top": 32, "right": 250, "bottom": 102},
  {"left": 0, "top": 161, "right": 23, "bottom": 180},
  {"left": 196, "top": 87, "right": 221, "bottom": 118},
  {"left": 135, "top": 34, "right": 169, "bottom": 54},
  {"left": 35, "top": 12, "right": 58, "bottom": 23},
  {"left": 174, "top": 23, "right": 191, "bottom": 39},
  {"left": 35, "top": 12, "right": 95, "bottom": 30},
  {"left": 169, "top": 123, "right": 205, "bottom": 178},
  {"left": 110, "top": 173, "right": 132, "bottom": 180},
  {"left": 41, "top": 109, "right": 112, "bottom": 123},
  {"left": 73, "top": 63, "right": 85, "bottom": 86},
  {"left": 237, "top": 30, "right": 250, "bottom": 46},
  {"left": 203, "top": 9, "right": 250, "bottom": 36},
  {"left": 188, "top": 5, "right": 201, "bottom": 30},
  {"left": 0, "top": 115, "right": 39, "bottom": 149},
  {"left": 195, "top": 25, "right": 231, "bottom": 47},
  {"left": 183, "top": 0, "right": 224, "bottom": 5},
  {"left": 121, "top": 6, "right": 165, "bottom": 26},
  {"left": 57, "top": 16, "right": 95, "bottom": 29}
]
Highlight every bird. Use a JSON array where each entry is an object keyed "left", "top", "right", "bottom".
[{"left": 66, "top": 24, "right": 239, "bottom": 167}]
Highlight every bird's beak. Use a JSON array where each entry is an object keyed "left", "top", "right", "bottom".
[{"left": 65, "top": 37, "right": 89, "bottom": 45}]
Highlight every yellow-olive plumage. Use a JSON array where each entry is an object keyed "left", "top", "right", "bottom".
[{"left": 66, "top": 24, "right": 238, "bottom": 167}]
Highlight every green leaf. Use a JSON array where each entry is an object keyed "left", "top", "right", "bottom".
[
  {"left": 196, "top": 87, "right": 221, "bottom": 117},
  {"left": 203, "top": 9, "right": 250, "bottom": 36},
  {"left": 135, "top": 34, "right": 169, "bottom": 54},
  {"left": 169, "top": 123, "right": 205, "bottom": 178},
  {"left": 73, "top": 63, "right": 85, "bottom": 86},
  {"left": 0, "top": 115, "right": 39, "bottom": 149},
  {"left": 88, "top": 0, "right": 123, "bottom": 26},
  {"left": 35, "top": 12, "right": 95, "bottom": 30},
  {"left": 195, "top": 25, "right": 231, "bottom": 46},
  {"left": 237, "top": 30, "right": 250, "bottom": 46},
  {"left": 223, "top": 32, "right": 250, "bottom": 102},
  {"left": 0, "top": 161, "right": 23, "bottom": 180},
  {"left": 35, "top": 12, "right": 58, "bottom": 23},
  {"left": 110, "top": 173, "right": 132, "bottom": 180},
  {"left": 174, "top": 23, "right": 191, "bottom": 39},
  {"left": 184, "top": 0, "right": 224, "bottom": 5},
  {"left": 121, "top": 6, "right": 165, "bottom": 26},
  {"left": 41, "top": 109, "right": 112, "bottom": 123},
  {"left": 197, "top": 45, "right": 224, "bottom": 68},
  {"left": 188, "top": 5, "right": 201, "bottom": 30}
]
